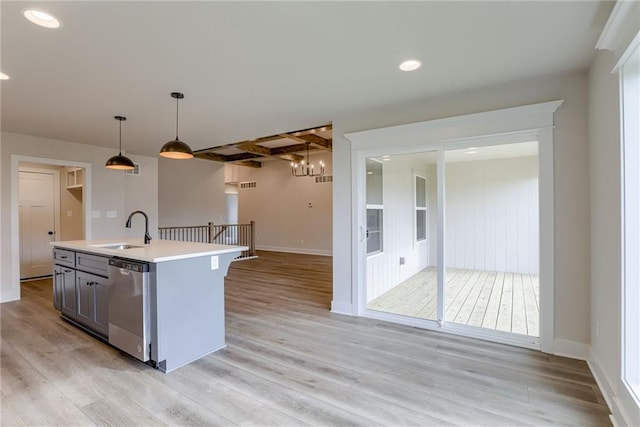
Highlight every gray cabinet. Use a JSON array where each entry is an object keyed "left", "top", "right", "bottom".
[
  {"left": 54, "top": 264, "right": 76, "bottom": 317},
  {"left": 75, "top": 271, "right": 109, "bottom": 336},
  {"left": 52, "top": 248, "right": 109, "bottom": 338}
]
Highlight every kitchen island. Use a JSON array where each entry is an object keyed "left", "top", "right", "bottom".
[{"left": 51, "top": 238, "right": 247, "bottom": 373}]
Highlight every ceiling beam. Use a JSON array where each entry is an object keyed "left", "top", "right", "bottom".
[
  {"left": 299, "top": 134, "right": 332, "bottom": 150},
  {"left": 193, "top": 123, "right": 331, "bottom": 168},
  {"left": 234, "top": 142, "right": 272, "bottom": 156},
  {"left": 195, "top": 152, "right": 229, "bottom": 162},
  {"left": 271, "top": 144, "right": 310, "bottom": 155},
  {"left": 234, "top": 160, "right": 261, "bottom": 168}
]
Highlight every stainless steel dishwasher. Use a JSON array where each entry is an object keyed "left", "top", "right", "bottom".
[{"left": 107, "top": 258, "right": 150, "bottom": 362}]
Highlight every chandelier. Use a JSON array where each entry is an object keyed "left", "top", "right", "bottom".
[{"left": 291, "top": 142, "right": 324, "bottom": 177}]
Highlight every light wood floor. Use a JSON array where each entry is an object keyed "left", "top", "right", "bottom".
[
  {"left": 368, "top": 267, "right": 540, "bottom": 336},
  {"left": 1, "top": 251, "right": 610, "bottom": 426}
]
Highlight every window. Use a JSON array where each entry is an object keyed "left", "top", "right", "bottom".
[
  {"left": 621, "top": 40, "right": 640, "bottom": 402},
  {"left": 415, "top": 174, "right": 427, "bottom": 242},
  {"left": 366, "top": 159, "right": 383, "bottom": 255}
]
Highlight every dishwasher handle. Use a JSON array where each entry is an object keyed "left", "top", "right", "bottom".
[{"left": 108, "top": 258, "right": 149, "bottom": 273}]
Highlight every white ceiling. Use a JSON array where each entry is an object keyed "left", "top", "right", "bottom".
[{"left": 1, "top": 1, "right": 611, "bottom": 158}]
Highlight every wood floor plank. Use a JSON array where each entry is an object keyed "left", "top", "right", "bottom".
[
  {"left": 511, "top": 273, "right": 528, "bottom": 334},
  {"left": 0, "top": 251, "right": 610, "bottom": 426},
  {"left": 496, "top": 272, "right": 514, "bottom": 332}
]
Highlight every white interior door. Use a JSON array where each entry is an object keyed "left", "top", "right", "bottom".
[{"left": 19, "top": 170, "right": 56, "bottom": 279}]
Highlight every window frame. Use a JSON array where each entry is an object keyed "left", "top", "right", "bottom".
[{"left": 414, "top": 173, "right": 427, "bottom": 243}]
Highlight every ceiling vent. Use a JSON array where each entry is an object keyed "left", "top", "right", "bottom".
[
  {"left": 314, "top": 175, "right": 333, "bottom": 184},
  {"left": 124, "top": 163, "right": 141, "bottom": 175}
]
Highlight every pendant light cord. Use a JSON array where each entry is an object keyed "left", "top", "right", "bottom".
[
  {"left": 175, "top": 96, "right": 179, "bottom": 140},
  {"left": 118, "top": 119, "right": 123, "bottom": 154}
]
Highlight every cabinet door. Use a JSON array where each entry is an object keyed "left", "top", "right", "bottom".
[
  {"left": 75, "top": 271, "right": 109, "bottom": 337},
  {"left": 60, "top": 266, "right": 76, "bottom": 319},
  {"left": 76, "top": 272, "right": 92, "bottom": 326},
  {"left": 53, "top": 265, "right": 62, "bottom": 310},
  {"left": 92, "top": 275, "right": 109, "bottom": 337}
]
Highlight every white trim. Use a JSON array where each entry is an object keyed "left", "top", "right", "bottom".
[
  {"left": 614, "top": 31, "right": 640, "bottom": 72},
  {"left": 361, "top": 308, "right": 540, "bottom": 350},
  {"left": 6, "top": 155, "right": 92, "bottom": 303},
  {"left": 346, "top": 100, "right": 562, "bottom": 352},
  {"left": 255, "top": 245, "right": 332, "bottom": 256},
  {"left": 437, "top": 149, "right": 445, "bottom": 323},
  {"left": 346, "top": 100, "right": 563, "bottom": 150},
  {"left": 588, "top": 348, "right": 619, "bottom": 426},
  {"left": 588, "top": 347, "right": 639, "bottom": 427},
  {"left": 596, "top": 1, "right": 640, "bottom": 52},
  {"left": 553, "top": 339, "right": 589, "bottom": 360},
  {"left": 538, "top": 126, "right": 555, "bottom": 354},
  {"left": 330, "top": 300, "right": 353, "bottom": 315}
]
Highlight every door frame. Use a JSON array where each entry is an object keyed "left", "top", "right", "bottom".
[
  {"left": 346, "top": 100, "right": 561, "bottom": 353},
  {"left": 18, "top": 166, "right": 61, "bottom": 279},
  {"left": 9, "top": 155, "right": 92, "bottom": 301}
]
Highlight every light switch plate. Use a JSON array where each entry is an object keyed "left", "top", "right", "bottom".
[
  {"left": 106, "top": 211, "right": 117, "bottom": 218},
  {"left": 210, "top": 256, "right": 219, "bottom": 270},
  {"left": 92, "top": 210, "right": 101, "bottom": 218}
]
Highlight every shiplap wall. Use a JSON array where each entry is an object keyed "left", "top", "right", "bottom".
[
  {"left": 444, "top": 156, "right": 539, "bottom": 274},
  {"left": 367, "top": 155, "right": 431, "bottom": 301}
]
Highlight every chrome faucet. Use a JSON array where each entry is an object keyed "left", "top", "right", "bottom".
[{"left": 125, "top": 210, "right": 152, "bottom": 244}]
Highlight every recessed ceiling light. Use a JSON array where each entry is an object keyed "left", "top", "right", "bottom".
[
  {"left": 465, "top": 150, "right": 479, "bottom": 155},
  {"left": 0, "top": 72, "right": 9, "bottom": 80},
  {"left": 399, "top": 59, "right": 422, "bottom": 72},
  {"left": 22, "top": 9, "right": 61, "bottom": 28}
]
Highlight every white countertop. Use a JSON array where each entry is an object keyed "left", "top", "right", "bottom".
[{"left": 51, "top": 238, "right": 248, "bottom": 263}]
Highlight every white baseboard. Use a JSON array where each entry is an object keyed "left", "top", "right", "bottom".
[
  {"left": 1, "top": 290, "right": 20, "bottom": 304},
  {"left": 553, "top": 338, "right": 589, "bottom": 360},
  {"left": 588, "top": 348, "right": 616, "bottom": 421},
  {"left": 330, "top": 300, "right": 353, "bottom": 315},
  {"left": 256, "top": 245, "right": 332, "bottom": 256},
  {"left": 588, "top": 347, "right": 639, "bottom": 427}
]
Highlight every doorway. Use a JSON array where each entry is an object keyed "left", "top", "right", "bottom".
[
  {"left": 19, "top": 168, "right": 58, "bottom": 279},
  {"left": 10, "top": 156, "right": 91, "bottom": 300},
  {"left": 348, "top": 101, "right": 561, "bottom": 352},
  {"left": 18, "top": 164, "right": 86, "bottom": 280},
  {"left": 365, "top": 142, "right": 539, "bottom": 341}
]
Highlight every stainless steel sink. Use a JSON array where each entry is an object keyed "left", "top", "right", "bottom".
[
  {"left": 104, "top": 244, "right": 143, "bottom": 250},
  {"left": 92, "top": 243, "right": 143, "bottom": 250}
]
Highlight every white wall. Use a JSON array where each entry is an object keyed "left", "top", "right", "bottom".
[
  {"left": 1, "top": 131, "right": 158, "bottom": 303},
  {"left": 333, "top": 70, "right": 591, "bottom": 347},
  {"left": 235, "top": 152, "right": 332, "bottom": 255},
  {"left": 446, "top": 156, "right": 539, "bottom": 274},
  {"left": 158, "top": 157, "right": 226, "bottom": 227}
]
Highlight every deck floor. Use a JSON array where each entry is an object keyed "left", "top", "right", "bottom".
[{"left": 368, "top": 267, "right": 540, "bottom": 336}]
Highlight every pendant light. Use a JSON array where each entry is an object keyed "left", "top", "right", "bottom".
[
  {"left": 105, "top": 116, "right": 135, "bottom": 170},
  {"left": 159, "top": 92, "right": 194, "bottom": 159}
]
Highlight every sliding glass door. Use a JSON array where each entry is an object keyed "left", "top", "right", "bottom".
[
  {"left": 444, "top": 142, "right": 539, "bottom": 338},
  {"left": 366, "top": 151, "right": 440, "bottom": 323},
  {"left": 363, "top": 140, "right": 541, "bottom": 344}
]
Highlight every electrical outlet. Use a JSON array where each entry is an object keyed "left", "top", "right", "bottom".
[
  {"left": 399, "top": 257, "right": 405, "bottom": 265},
  {"left": 210, "top": 256, "right": 219, "bottom": 270}
]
